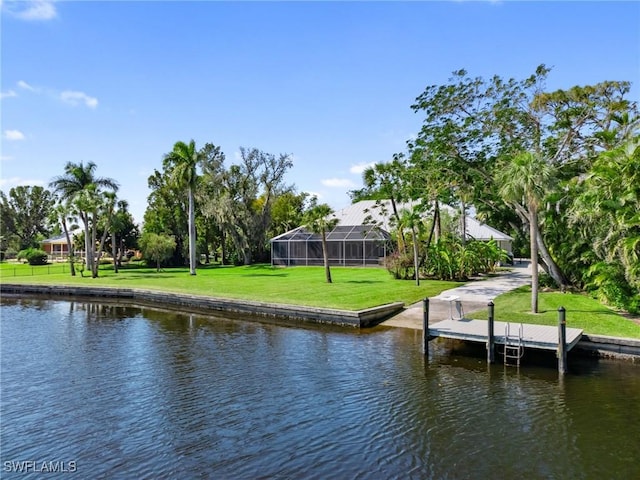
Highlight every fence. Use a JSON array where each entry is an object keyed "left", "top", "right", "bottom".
[{"left": 0, "top": 264, "right": 71, "bottom": 277}]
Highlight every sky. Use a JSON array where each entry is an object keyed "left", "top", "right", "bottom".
[{"left": 1, "top": 0, "right": 639, "bottom": 224}]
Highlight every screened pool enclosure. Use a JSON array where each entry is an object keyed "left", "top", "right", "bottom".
[{"left": 271, "top": 225, "right": 392, "bottom": 267}]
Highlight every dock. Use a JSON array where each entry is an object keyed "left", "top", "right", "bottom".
[
  {"left": 428, "top": 318, "right": 583, "bottom": 352},
  {"left": 425, "top": 310, "right": 583, "bottom": 372}
]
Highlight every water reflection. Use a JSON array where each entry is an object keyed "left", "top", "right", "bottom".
[{"left": 1, "top": 296, "right": 639, "bottom": 479}]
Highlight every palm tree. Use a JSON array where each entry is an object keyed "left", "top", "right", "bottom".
[
  {"left": 93, "top": 191, "right": 117, "bottom": 277},
  {"left": 303, "top": 200, "right": 338, "bottom": 283},
  {"left": 50, "top": 199, "right": 78, "bottom": 276},
  {"left": 49, "top": 161, "right": 119, "bottom": 272},
  {"left": 166, "top": 140, "right": 202, "bottom": 275},
  {"left": 397, "top": 207, "right": 424, "bottom": 286},
  {"left": 498, "top": 151, "right": 553, "bottom": 313},
  {"left": 110, "top": 199, "right": 130, "bottom": 272},
  {"left": 571, "top": 136, "right": 640, "bottom": 290}
]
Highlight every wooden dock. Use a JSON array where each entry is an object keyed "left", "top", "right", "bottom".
[{"left": 428, "top": 318, "right": 583, "bottom": 352}]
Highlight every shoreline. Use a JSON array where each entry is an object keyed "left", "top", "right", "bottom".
[
  {"left": 0, "top": 283, "right": 403, "bottom": 328},
  {"left": 2, "top": 283, "right": 639, "bottom": 361}
]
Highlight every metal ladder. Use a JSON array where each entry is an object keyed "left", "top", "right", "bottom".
[{"left": 503, "top": 323, "right": 524, "bottom": 367}]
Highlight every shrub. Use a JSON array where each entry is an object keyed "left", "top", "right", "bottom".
[
  {"left": 17, "top": 248, "right": 49, "bottom": 265},
  {"left": 4, "top": 249, "right": 17, "bottom": 260},
  {"left": 384, "top": 251, "right": 415, "bottom": 280},
  {"left": 584, "top": 261, "right": 638, "bottom": 313},
  {"left": 538, "top": 273, "right": 558, "bottom": 289}
]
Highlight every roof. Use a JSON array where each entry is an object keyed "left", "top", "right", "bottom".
[
  {"left": 271, "top": 224, "right": 391, "bottom": 242},
  {"left": 464, "top": 216, "right": 513, "bottom": 241},
  {"left": 329, "top": 200, "right": 512, "bottom": 241},
  {"left": 270, "top": 200, "right": 512, "bottom": 243},
  {"left": 40, "top": 228, "right": 82, "bottom": 245}
]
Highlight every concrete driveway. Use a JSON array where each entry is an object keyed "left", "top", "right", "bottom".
[{"left": 379, "top": 261, "right": 532, "bottom": 330}]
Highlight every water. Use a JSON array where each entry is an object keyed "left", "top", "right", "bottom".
[{"left": 1, "top": 296, "right": 639, "bottom": 479}]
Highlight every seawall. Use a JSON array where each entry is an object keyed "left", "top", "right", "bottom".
[{"left": 0, "top": 283, "right": 403, "bottom": 328}]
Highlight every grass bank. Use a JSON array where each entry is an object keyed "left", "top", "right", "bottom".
[
  {"left": 0, "top": 262, "right": 460, "bottom": 311},
  {"left": 472, "top": 286, "right": 640, "bottom": 339}
]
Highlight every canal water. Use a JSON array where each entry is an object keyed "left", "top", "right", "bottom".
[{"left": 1, "top": 296, "right": 639, "bottom": 479}]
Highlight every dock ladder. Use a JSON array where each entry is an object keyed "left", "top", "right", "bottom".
[{"left": 503, "top": 323, "right": 524, "bottom": 367}]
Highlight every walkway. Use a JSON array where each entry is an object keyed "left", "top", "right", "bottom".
[{"left": 380, "top": 261, "right": 532, "bottom": 330}]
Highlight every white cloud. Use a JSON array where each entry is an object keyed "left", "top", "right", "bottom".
[
  {"left": 60, "top": 90, "right": 98, "bottom": 109},
  {"left": 1, "top": 155, "right": 15, "bottom": 162},
  {"left": 3, "top": 130, "right": 25, "bottom": 141},
  {"left": 14, "top": 81, "right": 98, "bottom": 109},
  {"left": 1, "top": 90, "right": 18, "bottom": 99},
  {"left": 349, "top": 162, "right": 376, "bottom": 175},
  {"left": 17, "top": 80, "right": 36, "bottom": 91},
  {"left": 321, "top": 178, "right": 356, "bottom": 188},
  {"left": 4, "top": 1, "right": 57, "bottom": 21}
]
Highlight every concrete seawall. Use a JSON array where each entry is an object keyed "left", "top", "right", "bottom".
[
  {"left": 574, "top": 334, "right": 640, "bottom": 361},
  {"left": 0, "top": 284, "right": 404, "bottom": 328}
]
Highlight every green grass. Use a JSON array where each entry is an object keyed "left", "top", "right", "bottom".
[
  {"left": 0, "top": 262, "right": 461, "bottom": 311},
  {"left": 471, "top": 286, "right": 640, "bottom": 339},
  {"left": 3, "top": 262, "right": 638, "bottom": 338}
]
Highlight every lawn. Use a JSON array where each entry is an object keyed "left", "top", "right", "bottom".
[
  {"left": 0, "top": 262, "right": 461, "bottom": 311},
  {"left": 3, "top": 262, "right": 639, "bottom": 339},
  {"left": 471, "top": 286, "right": 640, "bottom": 339}
]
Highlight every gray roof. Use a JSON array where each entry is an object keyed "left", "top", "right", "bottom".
[
  {"left": 271, "top": 224, "right": 391, "bottom": 242},
  {"left": 329, "top": 200, "right": 512, "bottom": 241},
  {"left": 41, "top": 228, "right": 82, "bottom": 245}
]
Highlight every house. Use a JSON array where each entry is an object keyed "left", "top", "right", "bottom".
[
  {"left": 40, "top": 229, "right": 81, "bottom": 260},
  {"left": 270, "top": 200, "right": 512, "bottom": 267}
]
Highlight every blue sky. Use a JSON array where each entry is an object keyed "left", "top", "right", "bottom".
[{"left": 2, "top": 0, "right": 639, "bottom": 224}]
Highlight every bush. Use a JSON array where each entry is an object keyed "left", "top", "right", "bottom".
[
  {"left": 384, "top": 251, "right": 415, "bottom": 280},
  {"left": 17, "top": 248, "right": 49, "bottom": 265},
  {"left": 538, "top": 273, "right": 558, "bottom": 289},
  {"left": 3, "top": 249, "right": 17, "bottom": 260},
  {"left": 584, "top": 261, "right": 638, "bottom": 313}
]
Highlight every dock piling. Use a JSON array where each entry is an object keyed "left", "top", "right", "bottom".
[
  {"left": 423, "top": 298, "right": 429, "bottom": 355},
  {"left": 487, "top": 301, "right": 495, "bottom": 364},
  {"left": 558, "top": 307, "right": 567, "bottom": 374}
]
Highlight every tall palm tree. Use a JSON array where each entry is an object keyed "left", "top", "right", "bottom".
[
  {"left": 166, "top": 140, "right": 202, "bottom": 275},
  {"left": 397, "top": 207, "right": 424, "bottom": 286},
  {"left": 303, "top": 201, "right": 338, "bottom": 283},
  {"left": 110, "top": 199, "right": 130, "bottom": 272},
  {"left": 49, "top": 161, "right": 119, "bottom": 271},
  {"left": 50, "top": 199, "right": 78, "bottom": 276},
  {"left": 498, "top": 151, "right": 553, "bottom": 313}
]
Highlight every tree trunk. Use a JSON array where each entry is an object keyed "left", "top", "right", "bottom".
[
  {"left": 529, "top": 204, "right": 539, "bottom": 313},
  {"left": 221, "top": 230, "right": 226, "bottom": 266},
  {"left": 435, "top": 202, "right": 442, "bottom": 243},
  {"left": 460, "top": 198, "right": 467, "bottom": 245},
  {"left": 91, "top": 212, "right": 99, "bottom": 278},
  {"left": 82, "top": 214, "right": 91, "bottom": 271},
  {"left": 412, "top": 226, "right": 420, "bottom": 286},
  {"left": 94, "top": 218, "right": 112, "bottom": 278},
  {"left": 62, "top": 218, "right": 76, "bottom": 276},
  {"left": 390, "top": 197, "right": 407, "bottom": 254},
  {"left": 188, "top": 186, "right": 197, "bottom": 275},
  {"left": 118, "top": 238, "right": 125, "bottom": 266},
  {"left": 535, "top": 229, "right": 569, "bottom": 290},
  {"left": 112, "top": 232, "right": 118, "bottom": 274},
  {"left": 321, "top": 230, "right": 332, "bottom": 283},
  {"left": 426, "top": 200, "right": 439, "bottom": 249}
]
